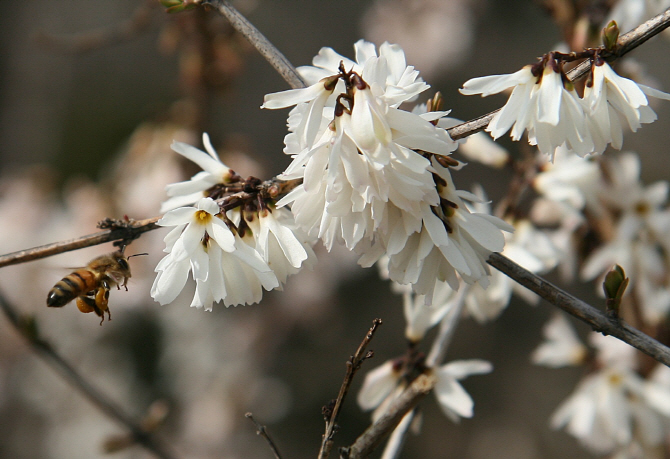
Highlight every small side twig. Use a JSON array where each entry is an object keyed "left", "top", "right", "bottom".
[
  {"left": 200, "top": 0, "right": 306, "bottom": 89},
  {"left": 245, "top": 413, "right": 282, "bottom": 459},
  {"left": 340, "top": 373, "right": 436, "bottom": 459},
  {"left": 0, "top": 289, "right": 179, "bottom": 459},
  {"left": 318, "top": 318, "right": 383, "bottom": 459},
  {"left": 488, "top": 252, "right": 670, "bottom": 367}
]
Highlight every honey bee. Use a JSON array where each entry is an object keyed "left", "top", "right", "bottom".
[{"left": 46, "top": 251, "right": 145, "bottom": 325}]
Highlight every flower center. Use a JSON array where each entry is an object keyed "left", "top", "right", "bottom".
[{"left": 195, "top": 210, "right": 212, "bottom": 225}]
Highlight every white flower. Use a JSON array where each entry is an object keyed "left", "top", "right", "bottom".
[
  {"left": 549, "top": 333, "right": 670, "bottom": 454},
  {"left": 357, "top": 358, "right": 492, "bottom": 424},
  {"left": 584, "top": 59, "right": 670, "bottom": 154},
  {"left": 374, "top": 158, "right": 512, "bottom": 301},
  {"left": 580, "top": 153, "right": 670, "bottom": 324},
  {"left": 461, "top": 62, "right": 593, "bottom": 158},
  {"left": 533, "top": 148, "right": 603, "bottom": 214},
  {"left": 402, "top": 280, "right": 457, "bottom": 342},
  {"left": 432, "top": 359, "right": 493, "bottom": 422},
  {"left": 531, "top": 314, "right": 587, "bottom": 368},
  {"left": 243, "top": 206, "right": 316, "bottom": 286},
  {"left": 357, "top": 360, "right": 403, "bottom": 412},
  {"left": 151, "top": 197, "right": 280, "bottom": 310},
  {"left": 461, "top": 56, "right": 670, "bottom": 158},
  {"left": 265, "top": 41, "right": 457, "bottom": 252},
  {"left": 161, "top": 133, "right": 235, "bottom": 213}
]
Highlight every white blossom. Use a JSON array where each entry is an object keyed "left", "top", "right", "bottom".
[
  {"left": 161, "top": 133, "right": 235, "bottom": 213},
  {"left": 547, "top": 333, "right": 670, "bottom": 455},
  {"left": 531, "top": 314, "right": 587, "bottom": 368},
  {"left": 265, "top": 40, "right": 458, "bottom": 255},
  {"left": 369, "top": 159, "right": 512, "bottom": 302},
  {"left": 243, "top": 206, "right": 316, "bottom": 286},
  {"left": 461, "top": 57, "right": 670, "bottom": 158},
  {"left": 460, "top": 63, "right": 593, "bottom": 158},
  {"left": 151, "top": 197, "right": 280, "bottom": 309},
  {"left": 357, "top": 358, "right": 492, "bottom": 424},
  {"left": 584, "top": 59, "right": 670, "bottom": 154},
  {"left": 432, "top": 359, "right": 493, "bottom": 422},
  {"left": 581, "top": 153, "right": 670, "bottom": 324}
]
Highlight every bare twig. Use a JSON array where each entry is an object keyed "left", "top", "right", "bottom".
[
  {"left": 341, "top": 373, "right": 436, "bottom": 459},
  {"left": 245, "top": 413, "right": 282, "bottom": 459},
  {"left": 318, "top": 319, "right": 383, "bottom": 459},
  {"left": 0, "top": 216, "right": 161, "bottom": 269},
  {"left": 488, "top": 253, "right": 670, "bottom": 367},
  {"left": 0, "top": 289, "right": 179, "bottom": 459},
  {"left": 200, "top": 0, "right": 306, "bottom": 89}
]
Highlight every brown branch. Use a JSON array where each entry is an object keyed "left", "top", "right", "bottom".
[
  {"left": 200, "top": 0, "right": 306, "bottom": 89},
  {"left": 0, "top": 217, "right": 161, "bottom": 269},
  {"left": 0, "top": 289, "right": 179, "bottom": 459},
  {"left": 318, "top": 319, "right": 383, "bottom": 459},
  {"left": 340, "top": 373, "right": 436, "bottom": 459},
  {"left": 245, "top": 413, "right": 283, "bottom": 459},
  {"left": 488, "top": 253, "right": 670, "bottom": 367}
]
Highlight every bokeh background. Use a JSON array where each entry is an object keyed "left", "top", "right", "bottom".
[{"left": 0, "top": 1, "right": 669, "bottom": 458}]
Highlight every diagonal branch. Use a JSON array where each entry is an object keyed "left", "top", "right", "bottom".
[
  {"left": 488, "top": 253, "right": 670, "bottom": 367},
  {"left": 200, "top": 0, "right": 306, "bottom": 89},
  {"left": 0, "top": 289, "right": 179, "bottom": 459}
]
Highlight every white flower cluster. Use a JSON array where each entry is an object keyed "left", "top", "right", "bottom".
[
  {"left": 264, "top": 40, "right": 511, "bottom": 301},
  {"left": 533, "top": 315, "right": 670, "bottom": 456},
  {"left": 461, "top": 55, "right": 670, "bottom": 158},
  {"left": 151, "top": 136, "right": 315, "bottom": 310}
]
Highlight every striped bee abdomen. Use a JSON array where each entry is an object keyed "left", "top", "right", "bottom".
[{"left": 46, "top": 270, "right": 97, "bottom": 307}]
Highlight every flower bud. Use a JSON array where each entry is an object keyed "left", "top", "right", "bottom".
[
  {"left": 603, "top": 264, "right": 629, "bottom": 315},
  {"left": 602, "top": 20, "right": 620, "bottom": 52}
]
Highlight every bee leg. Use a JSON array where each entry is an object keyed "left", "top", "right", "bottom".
[
  {"left": 94, "top": 281, "right": 111, "bottom": 325},
  {"left": 76, "top": 296, "right": 96, "bottom": 314}
]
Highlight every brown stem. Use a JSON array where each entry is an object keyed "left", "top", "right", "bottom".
[
  {"left": 318, "top": 319, "right": 383, "bottom": 459},
  {"left": 341, "top": 373, "right": 436, "bottom": 459},
  {"left": 200, "top": 0, "right": 306, "bottom": 89},
  {"left": 245, "top": 413, "right": 283, "bottom": 459}
]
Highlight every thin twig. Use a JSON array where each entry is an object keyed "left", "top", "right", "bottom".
[
  {"left": 318, "top": 319, "right": 383, "bottom": 459},
  {"left": 340, "top": 373, "right": 436, "bottom": 459},
  {"left": 245, "top": 413, "right": 282, "bottom": 459},
  {"left": 0, "top": 289, "right": 179, "bottom": 459},
  {"left": 488, "top": 253, "right": 670, "bottom": 367},
  {"left": 0, "top": 216, "right": 161, "bottom": 268},
  {"left": 200, "top": 0, "right": 306, "bottom": 89}
]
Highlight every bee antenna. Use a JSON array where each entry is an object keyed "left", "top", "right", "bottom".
[{"left": 127, "top": 253, "right": 149, "bottom": 259}]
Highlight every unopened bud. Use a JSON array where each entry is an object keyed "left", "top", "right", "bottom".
[
  {"left": 602, "top": 21, "right": 620, "bottom": 52},
  {"left": 603, "top": 264, "right": 629, "bottom": 316}
]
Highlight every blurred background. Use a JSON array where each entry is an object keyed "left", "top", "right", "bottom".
[{"left": 0, "top": 1, "right": 669, "bottom": 458}]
